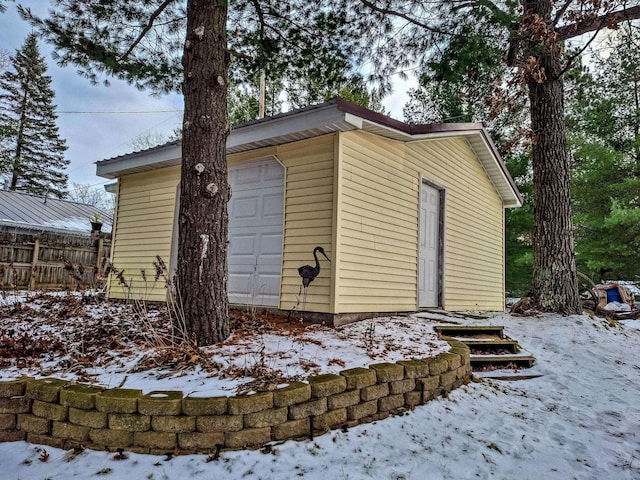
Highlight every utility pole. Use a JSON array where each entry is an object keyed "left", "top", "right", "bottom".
[{"left": 258, "top": 70, "right": 266, "bottom": 119}]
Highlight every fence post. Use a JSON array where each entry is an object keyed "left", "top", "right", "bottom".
[
  {"left": 96, "top": 236, "right": 104, "bottom": 276},
  {"left": 29, "top": 238, "right": 40, "bottom": 290}
]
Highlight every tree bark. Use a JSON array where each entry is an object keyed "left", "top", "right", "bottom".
[
  {"left": 177, "top": 0, "right": 231, "bottom": 345},
  {"left": 10, "top": 89, "right": 29, "bottom": 190},
  {"left": 524, "top": 0, "right": 581, "bottom": 313}
]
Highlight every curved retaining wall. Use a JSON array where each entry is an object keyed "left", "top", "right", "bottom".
[{"left": 0, "top": 338, "right": 471, "bottom": 454}]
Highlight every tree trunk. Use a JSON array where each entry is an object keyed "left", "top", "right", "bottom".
[
  {"left": 525, "top": 0, "right": 581, "bottom": 313},
  {"left": 10, "top": 89, "right": 29, "bottom": 191},
  {"left": 177, "top": 0, "right": 231, "bottom": 345}
]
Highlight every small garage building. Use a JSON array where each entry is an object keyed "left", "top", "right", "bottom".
[{"left": 97, "top": 99, "right": 521, "bottom": 322}]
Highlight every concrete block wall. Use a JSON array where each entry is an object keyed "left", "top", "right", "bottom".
[{"left": 0, "top": 338, "right": 471, "bottom": 454}]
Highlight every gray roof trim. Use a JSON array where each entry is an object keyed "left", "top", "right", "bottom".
[
  {"left": 228, "top": 100, "right": 359, "bottom": 150},
  {"left": 95, "top": 98, "right": 521, "bottom": 206},
  {"left": 355, "top": 119, "right": 521, "bottom": 207},
  {"left": 0, "top": 219, "right": 96, "bottom": 236},
  {"left": 97, "top": 141, "right": 181, "bottom": 179}
]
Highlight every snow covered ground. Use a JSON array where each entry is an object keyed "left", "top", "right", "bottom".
[
  {"left": 2, "top": 307, "right": 639, "bottom": 479},
  {"left": 0, "top": 292, "right": 449, "bottom": 395}
]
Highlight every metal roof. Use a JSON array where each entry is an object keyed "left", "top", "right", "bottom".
[
  {"left": 0, "top": 189, "right": 113, "bottom": 235},
  {"left": 96, "top": 98, "right": 522, "bottom": 208}
]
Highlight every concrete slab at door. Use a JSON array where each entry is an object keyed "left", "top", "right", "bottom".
[{"left": 228, "top": 158, "right": 284, "bottom": 306}]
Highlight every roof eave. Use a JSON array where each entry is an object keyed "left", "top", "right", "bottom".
[
  {"left": 353, "top": 117, "right": 522, "bottom": 208},
  {"left": 96, "top": 143, "right": 182, "bottom": 179},
  {"left": 228, "top": 100, "right": 359, "bottom": 153},
  {"left": 0, "top": 219, "right": 103, "bottom": 236},
  {"left": 95, "top": 98, "right": 522, "bottom": 207}
]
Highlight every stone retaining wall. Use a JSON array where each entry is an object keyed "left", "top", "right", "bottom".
[{"left": 0, "top": 338, "right": 471, "bottom": 454}]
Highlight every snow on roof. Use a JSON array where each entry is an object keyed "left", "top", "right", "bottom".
[{"left": 0, "top": 189, "right": 112, "bottom": 236}]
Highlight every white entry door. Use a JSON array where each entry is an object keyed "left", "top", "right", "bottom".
[
  {"left": 227, "top": 157, "right": 285, "bottom": 306},
  {"left": 419, "top": 183, "right": 440, "bottom": 307}
]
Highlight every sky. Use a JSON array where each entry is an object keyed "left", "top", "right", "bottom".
[
  {"left": 0, "top": 1, "right": 184, "bottom": 190},
  {"left": 0, "top": 2, "right": 413, "bottom": 193}
]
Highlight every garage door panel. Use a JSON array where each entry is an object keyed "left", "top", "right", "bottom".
[
  {"left": 264, "top": 162, "right": 283, "bottom": 181},
  {"left": 228, "top": 258, "right": 258, "bottom": 268},
  {"left": 263, "top": 194, "right": 284, "bottom": 218},
  {"left": 259, "top": 233, "right": 284, "bottom": 254},
  {"left": 231, "top": 196, "right": 259, "bottom": 220},
  {"left": 228, "top": 234, "right": 255, "bottom": 255},
  {"left": 257, "top": 274, "right": 280, "bottom": 287},
  {"left": 228, "top": 277, "right": 279, "bottom": 305},
  {"left": 228, "top": 158, "right": 284, "bottom": 307},
  {"left": 228, "top": 274, "right": 251, "bottom": 289},
  {"left": 234, "top": 166, "right": 262, "bottom": 184}
]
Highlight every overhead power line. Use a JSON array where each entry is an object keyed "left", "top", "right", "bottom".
[{"left": 56, "top": 109, "right": 183, "bottom": 114}]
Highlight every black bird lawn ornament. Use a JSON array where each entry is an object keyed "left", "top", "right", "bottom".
[{"left": 298, "top": 246, "right": 330, "bottom": 306}]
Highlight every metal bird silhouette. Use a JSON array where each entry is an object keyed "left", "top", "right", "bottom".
[{"left": 297, "top": 246, "right": 330, "bottom": 306}]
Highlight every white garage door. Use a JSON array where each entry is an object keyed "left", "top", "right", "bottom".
[{"left": 227, "top": 157, "right": 285, "bottom": 307}]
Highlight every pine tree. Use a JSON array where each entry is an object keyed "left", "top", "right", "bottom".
[
  {"left": 0, "top": 33, "right": 68, "bottom": 197},
  {"left": 343, "top": 0, "right": 640, "bottom": 313},
  {"left": 19, "top": 0, "right": 372, "bottom": 345},
  {"left": 567, "top": 24, "right": 640, "bottom": 281},
  {"left": 22, "top": 0, "right": 640, "bottom": 340}
]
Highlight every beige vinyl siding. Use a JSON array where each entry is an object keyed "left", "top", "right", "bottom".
[
  {"left": 337, "top": 132, "right": 417, "bottom": 312},
  {"left": 336, "top": 131, "right": 505, "bottom": 313},
  {"left": 106, "top": 128, "right": 505, "bottom": 313},
  {"left": 107, "top": 166, "right": 180, "bottom": 301},
  {"left": 227, "top": 135, "right": 335, "bottom": 313},
  {"left": 279, "top": 136, "right": 335, "bottom": 312},
  {"left": 406, "top": 138, "right": 505, "bottom": 311},
  {"left": 108, "top": 136, "right": 334, "bottom": 309}
]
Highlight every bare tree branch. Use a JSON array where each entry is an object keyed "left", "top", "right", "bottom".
[
  {"left": 552, "top": 0, "right": 574, "bottom": 27},
  {"left": 555, "top": 29, "right": 600, "bottom": 80},
  {"left": 227, "top": 48, "right": 252, "bottom": 60},
  {"left": 119, "top": 0, "right": 177, "bottom": 61},
  {"left": 556, "top": 5, "right": 640, "bottom": 41}
]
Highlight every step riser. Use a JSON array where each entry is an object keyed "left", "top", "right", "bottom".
[
  {"left": 471, "top": 359, "right": 535, "bottom": 369},
  {"left": 434, "top": 324, "right": 535, "bottom": 371},
  {"left": 434, "top": 326, "right": 505, "bottom": 338}
]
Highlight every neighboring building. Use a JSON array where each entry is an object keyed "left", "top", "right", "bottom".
[
  {"left": 97, "top": 98, "right": 521, "bottom": 323},
  {"left": 0, "top": 189, "right": 113, "bottom": 236}
]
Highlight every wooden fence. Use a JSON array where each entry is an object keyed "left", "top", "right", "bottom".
[{"left": 0, "top": 231, "right": 112, "bottom": 290}]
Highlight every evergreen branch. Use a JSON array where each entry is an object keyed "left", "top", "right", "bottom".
[
  {"left": 556, "top": 5, "right": 640, "bottom": 41},
  {"left": 258, "top": 5, "right": 325, "bottom": 39},
  {"left": 450, "top": 0, "right": 508, "bottom": 22},
  {"left": 358, "top": 0, "right": 451, "bottom": 36},
  {"left": 0, "top": 0, "right": 15, "bottom": 14},
  {"left": 119, "top": 0, "right": 177, "bottom": 62}
]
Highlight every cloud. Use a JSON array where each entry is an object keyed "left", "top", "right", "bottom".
[
  {"left": 1, "top": 1, "right": 411, "bottom": 189},
  {"left": 0, "top": 1, "right": 183, "bottom": 187}
]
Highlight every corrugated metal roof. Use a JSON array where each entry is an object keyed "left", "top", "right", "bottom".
[{"left": 0, "top": 190, "right": 113, "bottom": 235}]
